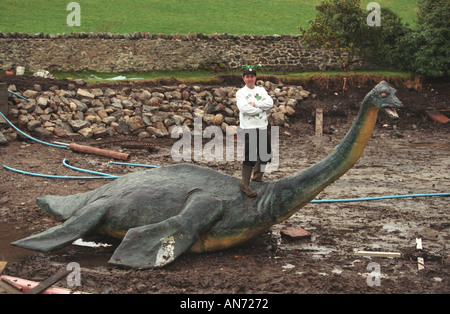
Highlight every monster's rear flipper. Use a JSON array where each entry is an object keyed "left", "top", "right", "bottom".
[
  {"left": 109, "top": 192, "right": 223, "bottom": 269},
  {"left": 11, "top": 200, "right": 109, "bottom": 252}
]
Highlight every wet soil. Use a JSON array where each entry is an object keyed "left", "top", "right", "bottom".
[{"left": 0, "top": 75, "right": 449, "bottom": 294}]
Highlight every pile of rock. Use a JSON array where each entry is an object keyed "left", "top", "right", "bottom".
[{"left": 2, "top": 80, "right": 311, "bottom": 142}]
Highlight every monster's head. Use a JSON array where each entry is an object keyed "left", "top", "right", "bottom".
[{"left": 367, "top": 81, "right": 403, "bottom": 120}]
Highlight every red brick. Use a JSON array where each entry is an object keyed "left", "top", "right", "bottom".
[
  {"left": 427, "top": 110, "right": 449, "bottom": 124},
  {"left": 280, "top": 227, "right": 311, "bottom": 239}
]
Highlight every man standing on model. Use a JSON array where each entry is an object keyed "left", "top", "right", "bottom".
[{"left": 236, "top": 65, "right": 274, "bottom": 198}]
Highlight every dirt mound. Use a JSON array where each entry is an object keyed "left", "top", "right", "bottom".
[{"left": 0, "top": 75, "right": 75, "bottom": 91}]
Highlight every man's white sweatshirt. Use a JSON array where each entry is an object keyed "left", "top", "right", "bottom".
[{"left": 236, "top": 85, "right": 274, "bottom": 129}]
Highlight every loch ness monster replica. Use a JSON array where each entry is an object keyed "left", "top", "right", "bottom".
[{"left": 12, "top": 81, "right": 403, "bottom": 269}]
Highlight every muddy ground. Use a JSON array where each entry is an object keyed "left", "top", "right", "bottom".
[{"left": 0, "top": 76, "right": 448, "bottom": 295}]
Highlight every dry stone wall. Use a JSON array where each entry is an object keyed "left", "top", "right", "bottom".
[
  {"left": 2, "top": 79, "right": 311, "bottom": 143},
  {"left": 0, "top": 32, "right": 368, "bottom": 73}
]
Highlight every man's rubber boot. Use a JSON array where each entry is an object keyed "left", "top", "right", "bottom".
[
  {"left": 240, "top": 165, "right": 258, "bottom": 198},
  {"left": 251, "top": 160, "right": 264, "bottom": 182}
]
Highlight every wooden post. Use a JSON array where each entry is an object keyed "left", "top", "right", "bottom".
[
  {"left": 0, "top": 83, "right": 7, "bottom": 123},
  {"left": 416, "top": 238, "right": 425, "bottom": 270},
  {"left": 0, "top": 261, "right": 7, "bottom": 274},
  {"left": 315, "top": 108, "right": 323, "bottom": 136}
]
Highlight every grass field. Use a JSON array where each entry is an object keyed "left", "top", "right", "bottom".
[{"left": 0, "top": 0, "right": 418, "bottom": 34}]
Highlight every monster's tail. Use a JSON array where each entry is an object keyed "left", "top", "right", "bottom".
[{"left": 37, "top": 193, "right": 91, "bottom": 220}]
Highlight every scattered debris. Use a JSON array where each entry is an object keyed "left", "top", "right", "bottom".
[
  {"left": 0, "top": 261, "right": 7, "bottom": 274},
  {"left": 1, "top": 274, "right": 88, "bottom": 294},
  {"left": 88, "top": 74, "right": 102, "bottom": 80},
  {"left": 24, "top": 268, "right": 73, "bottom": 294},
  {"left": 2, "top": 276, "right": 23, "bottom": 290},
  {"left": 427, "top": 110, "right": 449, "bottom": 124},
  {"left": 416, "top": 238, "right": 425, "bottom": 271},
  {"left": 354, "top": 251, "right": 402, "bottom": 258},
  {"left": 0, "top": 276, "right": 23, "bottom": 294},
  {"left": 105, "top": 75, "right": 127, "bottom": 81},
  {"left": 33, "top": 70, "right": 54, "bottom": 79},
  {"left": 16, "top": 66, "right": 25, "bottom": 76},
  {"left": 68, "top": 142, "right": 131, "bottom": 161},
  {"left": 55, "top": 141, "right": 131, "bottom": 161},
  {"left": 282, "top": 263, "right": 295, "bottom": 270},
  {"left": 91, "top": 139, "right": 158, "bottom": 152},
  {"left": 280, "top": 227, "right": 311, "bottom": 239},
  {"left": 72, "top": 238, "right": 112, "bottom": 248}
]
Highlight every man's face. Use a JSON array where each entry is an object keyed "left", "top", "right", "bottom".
[{"left": 243, "top": 74, "right": 256, "bottom": 88}]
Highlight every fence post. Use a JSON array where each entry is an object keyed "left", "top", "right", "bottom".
[{"left": 0, "top": 83, "right": 8, "bottom": 123}]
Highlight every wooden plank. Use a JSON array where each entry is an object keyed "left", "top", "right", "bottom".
[
  {"left": 0, "top": 280, "right": 23, "bottom": 294},
  {"left": 24, "top": 269, "right": 72, "bottom": 294},
  {"left": 417, "top": 257, "right": 425, "bottom": 270},
  {"left": 1, "top": 275, "right": 88, "bottom": 294},
  {"left": 1, "top": 276, "right": 24, "bottom": 291},
  {"left": 315, "top": 108, "right": 323, "bottom": 136},
  {"left": 0, "top": 261, "right": 7, "bottom": 274},
  {"left": 354, "top": 251, "right": 402, "bottom": 258},
  {"left": 427, "top": 110, "right": 450, "bottom": 124}
]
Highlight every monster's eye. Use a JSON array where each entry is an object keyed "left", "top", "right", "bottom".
[{"left": 381, "top": 92, "right": 388, "bottom": 97}]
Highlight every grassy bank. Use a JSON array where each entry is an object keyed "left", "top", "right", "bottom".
[
  {"left": 48, "top": 70, "right": 418, "bottom": 90},
  {"left": 0, "top": 0, "right": 418, "bottom": 34}
]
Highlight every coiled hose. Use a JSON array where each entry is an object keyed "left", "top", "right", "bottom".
[
  {"left": 0, "top": 111, "right": 67, "bottom": 148},
  {"left": 3, "top": 161, "right": 448, "bottom": 203},
  {"left": 1, "top": 110, "right": 448, "bottom": 202}
]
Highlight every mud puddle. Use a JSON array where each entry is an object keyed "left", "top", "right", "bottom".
[
  {"left": 269, "top": 227, "right": 338, "bottom": 259},
  {"left": 47, "top": 246, "right": 115, "bottom": 269},
  {"left": 0, "top": 222, "right": 116, "bottom": 268},
  {"left": 0, "top": 223, "right": 37, "bottom": 262}
]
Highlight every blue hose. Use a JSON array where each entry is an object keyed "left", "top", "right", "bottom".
[
  {"left": 8, "top": 90, "right": 30, "bottom": 102},
  {"left": 3, "top": 163, "right": 448, "bottom": 202},
  {"left": 2, "top": 160, "right": 158, "bottom": 180},
  {"left": 112, "top": 162, "right": 159, "bottom": 168},
  {"left": 62, "top": 159, "right": 119, "bottom": 178},
  {"left": 2, "top": 164, "right": 114, "bottom": 179},
  {"left": 1, "top": 110, "right": 448, "bottom": 202},
  {"left": 0, "top": 112, "right": 67, "bottom": 149},
  {"left": 311, "top": 193, "right": 449, "bottom": 203}
]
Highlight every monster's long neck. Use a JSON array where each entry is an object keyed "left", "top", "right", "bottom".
[{"left": 268, "top": 99, "right": 379, "bottom": 223}]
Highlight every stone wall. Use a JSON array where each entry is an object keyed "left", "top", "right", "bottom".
[
  {"left": 0, "top": 32, "right": 367, "bottom": 73},
  {"left": 1, "top": 79, "right": 311, "bottom": 144}
]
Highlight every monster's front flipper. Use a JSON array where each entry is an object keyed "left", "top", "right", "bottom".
[
  {"left": 11, "top": 200, "right": 109, "bottom": 252},
  {"left": 109, "top": 192, "right": 223, "bottom": 269}
]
